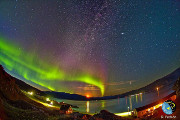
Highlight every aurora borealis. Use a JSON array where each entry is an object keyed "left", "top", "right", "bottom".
[
  {"left": 0, "top": 36, "right": 104, "bottom": 95},
  {"left": 0, "top": 0, "right": 180, "bottom": 97}
]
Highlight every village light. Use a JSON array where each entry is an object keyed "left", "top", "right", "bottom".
[
  {"left": 46, "top": 98, "right": 50, "bottom": 101},
  {"left": 156, "top": 87, "right": 159, "bottom": 91},
  {"left": 156, "top": 87, "right": 159, "bottom": 97},
  {"left": 50, "top": 101, "right": 53, "bottom": 105},
  {"left": 28, "top": 91, "right": 33, "bottom": 95}
]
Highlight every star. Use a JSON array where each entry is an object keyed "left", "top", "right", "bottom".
[{"left": 0, "top": 0, "right": 179, "bottom": 97}]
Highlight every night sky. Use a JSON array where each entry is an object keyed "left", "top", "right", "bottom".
[{"left": 0, "top": 0, "right": 179, "bottom": 97}]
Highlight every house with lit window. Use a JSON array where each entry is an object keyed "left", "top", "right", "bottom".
[
  {"left": 133, "top": 91, "right": 176, "bottom": 118},
  {"left": 60, "top": 105, "right": 73, "bottom": 114}
]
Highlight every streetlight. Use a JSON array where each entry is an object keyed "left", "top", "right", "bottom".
[
  {"left": 156, "top": 87, "right": 159, "bottom": 91},
  {"left": 128, "top": 107, "right": 130, "bottom": 115},
  {"left": 28, "top": 91, "right": 33, "bottom": 95},
  {"left": 46, "top": 98, "right": 50, "bottom": 101},
  {"left": 156, "top": 87, "right": 159, "bottom": 97}
]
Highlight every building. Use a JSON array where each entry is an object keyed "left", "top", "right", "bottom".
[
  {"left": 133, "top": 91, "right": 176, "bottom": 118},
  {"left": 60, "top": 105, "right": 73, "bottom": 114}
]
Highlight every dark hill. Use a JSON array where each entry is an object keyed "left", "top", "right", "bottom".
[
  {"left": 0, "top": 65, "right": 59, "bottom": 119},
  {"left": 14, "top": 77, "right": 46, "bottom": 96},
  {"left": 44, "top": 91, "right": 87, "bottom": 100},
  {"left": 0, "top": 65, "right": 25, "bottom": 101}
]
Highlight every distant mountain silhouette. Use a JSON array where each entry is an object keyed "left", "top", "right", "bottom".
[
  {"left": 42, "top": 67, "right": 180, "bottom": 100},
  {"left": 1, "top": 64, "right": 180, "bottom": 101},
  {"left": 111, "top": 67, "right": 180, "bottom": 99},
  {"left": 44, "top": 91, "right": 87, "bottom": 100},
  {"left": 14, "top": 76, "right": 47, "bottom": 96}
]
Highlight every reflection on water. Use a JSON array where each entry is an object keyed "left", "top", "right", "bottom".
[
  {"left": 118, "top": 97, "right": 120, "bottom": 104},
  {"left": 129, "top": 96, "right": 132, "bottom": 111},
  {"left": 157, "top": 88, "right": 159, "bottom": 97},
  {"left": 125, "top": 96, "right": 127, "bottom": 105},
  {"left": 101, "top": 100, "right": 105, "bottom": 108},
  {"left": 54, "top": 86, "right": 174, "bottom": 113},
  {"left": 129, "top": 93, "right": 143, "bottom": 111},
  {"left": 86, "top": 101, "right": 89, "bottom": 113},
  {"left": 140, "top": 93, "right": 142, "bottom": 102}
]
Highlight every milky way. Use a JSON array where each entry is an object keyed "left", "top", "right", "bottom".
[{"left": 0, "top": 0, "right": 179, "bottom": 96}]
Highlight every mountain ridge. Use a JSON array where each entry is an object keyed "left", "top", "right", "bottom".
[
  {"left": 1, "top": 65, "right": 180, "bottom": 100},
  {"left": 45, "top": 67, "right": 180, "bottom": 100}
]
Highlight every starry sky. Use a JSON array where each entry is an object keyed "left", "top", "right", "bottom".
[{"left": 0, "top": 0, "right": 179, "bottom": 97}]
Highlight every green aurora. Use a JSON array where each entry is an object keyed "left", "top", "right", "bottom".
[{"left": 0, "top": 36, "right": 104, "bottom": 96}]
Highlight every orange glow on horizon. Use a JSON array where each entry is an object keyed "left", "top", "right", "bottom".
[{"left": 86, "top": 94, "right": 90, "bottom": 98}]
